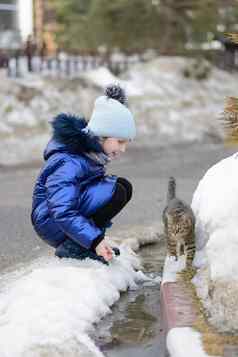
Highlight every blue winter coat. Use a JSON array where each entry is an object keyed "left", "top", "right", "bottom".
[{"left": 31, "top": 114, "right": 117, "bottom": 249}]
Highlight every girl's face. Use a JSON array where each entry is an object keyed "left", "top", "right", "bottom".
[{"left": 102, "top": 138, "right": 128, "bottom": 160}]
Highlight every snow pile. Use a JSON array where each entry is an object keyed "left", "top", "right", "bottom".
[
  {"left": 1, "top": 56, "right": 238, "bottom": 165},
  {"left": 109, "top": 222, "right": 162, "bottom": 252},
  {"left": 162, "top": 255, "right": 186, "bottom": 284},
  {"left": 167, "top": 328, "right": 212, "bottom": 357},
  {"left": 191, "top": 152, "right": 238, "bottom": 332},
  {"left": 81, "top": 57, "right": 238, "bottom": 146},
  {"left": 0, "top": 243, "right": 158, "bottom": 357},
  {"left": 0, "top": 72, "right": 99, "bottom": 165}
]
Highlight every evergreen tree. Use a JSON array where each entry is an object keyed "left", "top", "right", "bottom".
[
  {"left": 51, "top": 0, "right": 94, "bottom": 53},
  {"left": 51, "top": 0, "right": 238, "bottom": 54},
  {"left": 88, "top": 0, "right": 160, "bottom": 53}
]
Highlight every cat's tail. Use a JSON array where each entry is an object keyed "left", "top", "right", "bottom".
[{"left": 167, "top": 176, "right": 176, "bottom": 202}]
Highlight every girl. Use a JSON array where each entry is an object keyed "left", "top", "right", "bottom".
[{"left": 31, "top": 85, "right": 136, "bottom": 265}]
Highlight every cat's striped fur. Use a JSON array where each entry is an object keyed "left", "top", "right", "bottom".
[{"left": 162, "top": 177, "right": 195, "bottom": 267}]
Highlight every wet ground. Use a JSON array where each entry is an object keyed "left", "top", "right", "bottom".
[{"left": 91, "top": 239, "right": 167, "bottom": 357}]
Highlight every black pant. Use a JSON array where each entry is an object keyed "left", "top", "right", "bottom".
[{"left": 91, "top": 177, "right": 132, "bottom": 228}]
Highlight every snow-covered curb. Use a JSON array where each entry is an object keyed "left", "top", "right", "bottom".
[
  {"left": 161, "top": 256, "right": 218, "bottom": 357},
  {"left": 0, "top": 231, "right": 160, "bottom": 357}
]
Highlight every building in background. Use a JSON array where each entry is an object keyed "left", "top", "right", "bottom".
[
  {"left": 18, "top": 0, "right": 33, "bottom": 42},
  {"left": 0, "top": 0, "right": 33, "bottom": 50},
  {"left": 33, "top": 0, "right": 43, "bottom": 49},
  {"left": 33, "top": 0, "right": 57, "bottom": 55},
  {"left": 0, "top": 0, "right": 57, "bottom": 55},
  {"left": 0, "top": 0, "right": 21, "bottom": 49}
]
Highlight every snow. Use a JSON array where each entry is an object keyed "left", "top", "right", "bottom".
[
  {"left": 191, "top": 152, "right": 238, "bottom": 332},
  {"left": 80, "top": 67, "right": 143, "bottom": 96},
  {"left": 167, "top": 327, "right": 218, "bottom": 357},
  {"left": 162, "top": 255, "right": 186, "bottom": 284},
  {"left": 0, "top": 240, "right": 160, "bottom": 357},
  {"left": 1, "top": 56, "right": 238, "bottom": 165}
]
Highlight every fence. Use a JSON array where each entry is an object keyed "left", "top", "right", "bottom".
[
  {"left": 1, "top": 53, "right": 142, "bottom": 78},
  {"left": 1, "top": 48, "right": 238, "bottom": 78}
]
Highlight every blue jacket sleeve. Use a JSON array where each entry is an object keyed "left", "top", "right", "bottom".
[{"left": 45, "top": 159, "right": 103, "bottom": 249}]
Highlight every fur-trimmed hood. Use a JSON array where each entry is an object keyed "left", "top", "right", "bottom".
[{"left": 44, "top": 113, "right": 104, "bottom": 160}]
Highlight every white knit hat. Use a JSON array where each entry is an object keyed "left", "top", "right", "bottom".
[{"left": 86, "top": 85, "right": 136, "bottom": 140}]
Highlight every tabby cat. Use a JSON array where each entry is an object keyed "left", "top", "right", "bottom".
[{"left": 162, "top": 177, "right": 195, "bottom": 267}]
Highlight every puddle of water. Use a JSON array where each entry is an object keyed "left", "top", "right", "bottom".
[
  {"left": 90, "top": 239, "right": 166, "bottom": 357},
  {"left": 104, "top": 341, "right": 162, "bottom": 357}
]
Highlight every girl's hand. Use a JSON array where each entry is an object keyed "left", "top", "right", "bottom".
[{"left": 95, "top": 240, "right": 113, "bottom": 262}]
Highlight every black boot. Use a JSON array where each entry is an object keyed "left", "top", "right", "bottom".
[{"left": 55, "top": 239, "right": 109, "bottom": 265}]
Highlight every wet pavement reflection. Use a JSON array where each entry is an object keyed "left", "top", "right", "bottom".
[{"left": 91, "top": 239, "right": 166, "bottom": 357}]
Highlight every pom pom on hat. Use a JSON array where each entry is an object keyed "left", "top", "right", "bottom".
[
  {"left": 86, "top": 84, "right": 136, "bottom": 140},
  {"left": 105, "top": 84, "right": 127, "bottom": 105}
]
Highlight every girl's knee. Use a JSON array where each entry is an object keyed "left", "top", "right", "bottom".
[
  {"left": 114, "top": 182, "right": 128, "bottom": 207},
  {"left": 117, "top": 177, "right": 133, "bottom": 202}
]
